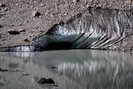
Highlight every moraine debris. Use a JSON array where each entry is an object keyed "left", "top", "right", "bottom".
[
  {"left": 32, "top": 10, "right": 41, "bottom": 17},
  {"left": 18, "top": 28, "right": 26, "bottom": 32},
  {"left": 0, "top": 67, "right": 8, "bottom": 72},
  {"left": 0, "top": 24, "right": 2, "bottom": 28},
  {"left": 73, "top": 0, "right": 80, "bottom": 3},
  {"left": 24, "top": 38, "right": 30, "bottom": 42},
  {"left": 8, "top": 30, "right": 20, "bottom": 35},
  {"left": 0, "top": 3, "right": 6, "bottom": 7},
  {"left": 37, "top": 77, "right": 55, "bottom": 85}
]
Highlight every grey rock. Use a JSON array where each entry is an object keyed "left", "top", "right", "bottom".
[
  {"left": 32, "top": 10, "right": 41, "bottom": 17},
  {"left": 8, "top": 29, "right": 20, "bottom": 35}
]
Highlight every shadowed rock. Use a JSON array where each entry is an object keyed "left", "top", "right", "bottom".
[
  {"left": 37, "top": 77, "right": 55, "bottom": 85},
  {"left": 0, "top": 67, "right": 8, "bottom": 72},
  {"left": 8, "top": 30, "right": 20, "bottom": 35}
]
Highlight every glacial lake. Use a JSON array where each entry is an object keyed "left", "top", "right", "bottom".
[{"left": 0, "top": 50, "right": 133, "bottom": 89}]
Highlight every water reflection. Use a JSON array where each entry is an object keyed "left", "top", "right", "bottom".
[{"left": 0, "top": 50, "right": 133, "bottom": 89}]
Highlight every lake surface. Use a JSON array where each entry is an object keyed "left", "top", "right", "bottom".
[{"left": 0, "top": 50, "right": 133, "bottom": 89}]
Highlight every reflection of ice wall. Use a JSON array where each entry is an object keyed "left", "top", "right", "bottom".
[
  {"left": 8, "top": 52, "right": 35, "bottom": 58},
  {"left": 56, "top": 50, "right": 133, "bottom": 88},
  {"left": 57, "top": 58, "right": 124, "bottom": 80},
  {"left": 0, "top": 53, "right": 25, "bottom": 71}
]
